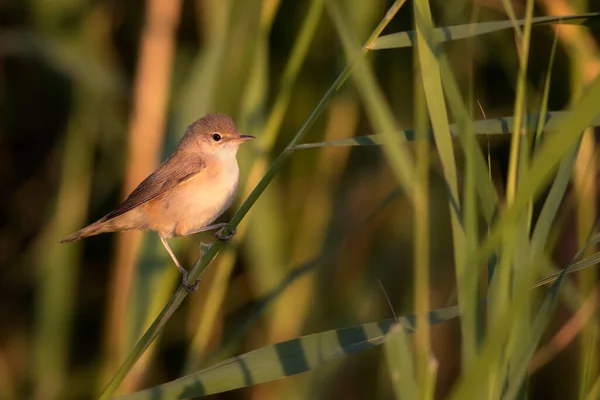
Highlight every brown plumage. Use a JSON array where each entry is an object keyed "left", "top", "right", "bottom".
[{"left": 61, "top": 113, "right": 254, "bottom": 290}]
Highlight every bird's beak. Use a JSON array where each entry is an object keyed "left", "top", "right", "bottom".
[{"left": 235, "top": 134, "right": 255, "bottom": 143}]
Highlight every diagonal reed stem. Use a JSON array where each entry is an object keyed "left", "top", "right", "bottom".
[{"left": 97, "top": 1, "right": 407, "bottom": 398}]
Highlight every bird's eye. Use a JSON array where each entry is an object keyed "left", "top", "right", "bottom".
[{"left": 212, "top": 133, "right": 222, "bottom": 141}]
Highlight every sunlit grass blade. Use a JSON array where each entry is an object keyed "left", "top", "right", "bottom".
[
  {"left": 116, "top": 306, "right": 461, "bottom": 399},
  {"left": 433, "top": 31, "right": 494, "bottom": 370},
  {"left": 502, "top": 267, "right": 568, "bottom": 400},
  {"left": 413, "top": 0, "right": 459, "bottom": 210},
  {"left": 574, "top": 132, "right": 599, "bottom": 399},
  {"left": 385, "top": 325, "right": 420, "bottom": 400},
  {"left": 495, "top": 2, "right": 536, "bottom": 396},
  {"left": 412, "top": 27, "right": 434, "bottom": 399},
  {"left": 415, "top": 0, "right": 468, "bottom": 379},
  {"left": 369, "top": 12, "right": 600, "bottom": 50},
  {"left": 436, "top": 56, "right": 499, "bottom": 225}
]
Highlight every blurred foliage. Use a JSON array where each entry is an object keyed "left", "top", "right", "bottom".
[{"left": 1, "top": 0, "right": 600, "bottom": 399}]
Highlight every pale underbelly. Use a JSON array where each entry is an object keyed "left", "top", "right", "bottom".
[{"left": 144, "top": 178, "right": 238, "bottom": 238}]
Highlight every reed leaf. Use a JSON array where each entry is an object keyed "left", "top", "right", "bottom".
[
  {"left": 117, "top": 306, "right": 461, "bottom": 399},
  {"left": 292, "top": 111, "right": 600, "bottom": 149},
  {"left": 369, "top": 12, "right": 600, "bottom": 50}
]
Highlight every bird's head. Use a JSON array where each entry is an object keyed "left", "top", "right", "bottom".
[{"left": 184, "top": 113, "right": 255, "bottom": 155}]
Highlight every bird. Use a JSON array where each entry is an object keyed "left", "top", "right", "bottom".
[{"left": 61, "top": 113, "right": 255, "bottom": 290}]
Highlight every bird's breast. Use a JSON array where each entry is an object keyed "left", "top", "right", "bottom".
[{"left": 154, "top": 157, "right": 240, "bottom": 237}]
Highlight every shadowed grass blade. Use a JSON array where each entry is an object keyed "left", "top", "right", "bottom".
[
  {"left": 292, "top": 111, "right": 600, "bottom": 149},
  {"left": 533, "top": 250, "right": 600, "bottom": 288},
  {"left": 369, "top": 12, "right": 600, "bottom": 50}
]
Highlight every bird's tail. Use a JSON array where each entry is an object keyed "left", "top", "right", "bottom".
[{"left": 60, "top": 219, "right": 111, "bottom": 243}]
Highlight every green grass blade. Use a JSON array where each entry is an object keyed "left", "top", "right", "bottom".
[
  {"left": 369, "top": 12, "right": 600, "bottom": 50},
  {"left": 436, "top": 56, "right": 499, "bottom": 225},
  {"left": 492, "top": 2, "right": 535, "bottom": 395},
  {"left": 502, "top": 267, "right": 568, "bottom": 399},
  {"left": 385, "top": 326, "right": 420, "bottom": 400},
  {"left": 415, "top": 0, "right": 470, "bottom": 377},
  {"left": 413, "top": 7, "right": 434, "bottom": 392},
  {"left": 116, "top": 306, "right": 461, "bottom": 399},
  {"left": 414, "top": 0, "right": 460, "bottom": 212}
]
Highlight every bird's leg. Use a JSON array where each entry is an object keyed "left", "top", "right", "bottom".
[
  {"left": 184, "top": 222, "right": 228, "bottom": 235},
  {"left": 184, "top": 222, "right": 237, "bottom": 241},
  {"left": 159, "top": 236, "right": 198, "bottom": 291}
]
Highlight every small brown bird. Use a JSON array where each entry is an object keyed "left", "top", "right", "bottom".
[{"left": 61, "top": 113, "right": 254, "bottom": 290}]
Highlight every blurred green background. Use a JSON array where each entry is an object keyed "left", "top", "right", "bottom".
[{"left": 1, "top": 0, "right": 599, "bottom": 399}]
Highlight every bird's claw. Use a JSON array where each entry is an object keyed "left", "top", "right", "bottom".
[
  {"left": 180, "top": 270, "right": 199, "bottom": 292},
  {"left": 216, "top": 225, "right": 237, "bottom": 241},
  {"left": 182, "top": 280, "right": 199, "bottom": 292}
]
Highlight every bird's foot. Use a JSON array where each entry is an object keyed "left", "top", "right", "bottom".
[
  {"left": 180, "top": 269, "right": 199, "bottom": 292},
  {"left": 216, "top": 225, "right": 237, "bottom": 241}
]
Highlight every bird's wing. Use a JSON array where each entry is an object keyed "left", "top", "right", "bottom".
[{"left": 102, "top": 155, "right": 206, "bottom": 221}]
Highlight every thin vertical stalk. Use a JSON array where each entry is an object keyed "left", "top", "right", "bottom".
[
  {"left": 414, "top": 0, "right": 467, "bottom": 379},
  {"left": 575, "top": 131, "right": 598, "bottom": 399},
  {"left": 413, "top": 71, "right": 434, "bottom": 398},
  {"left": 504, "top": 0, "right": 534, "bottom": 204},
  {"left": 488, "top": 0, "right": 534, "bottom": 394}
]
